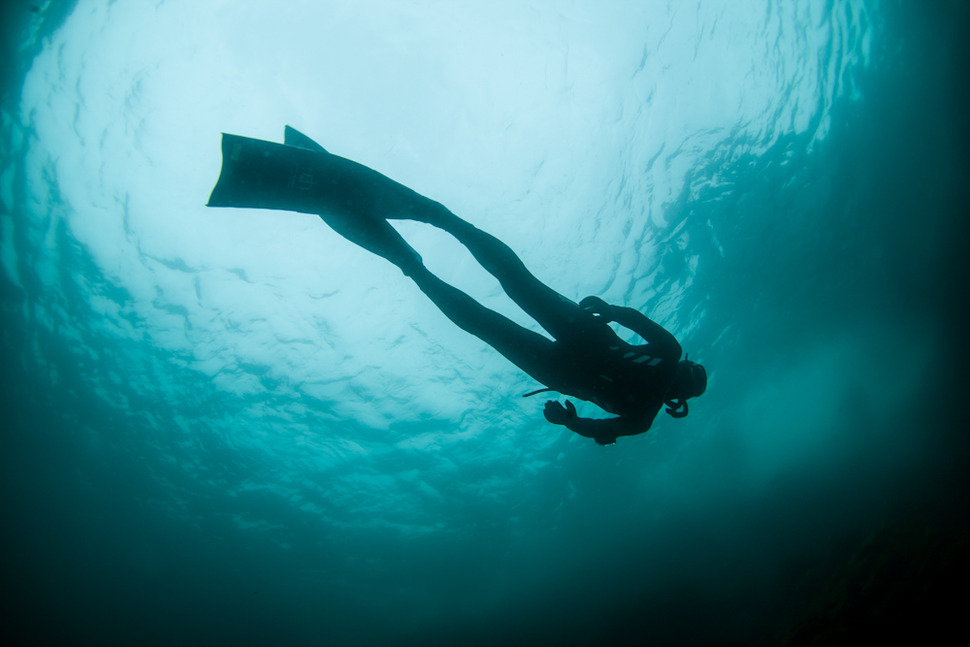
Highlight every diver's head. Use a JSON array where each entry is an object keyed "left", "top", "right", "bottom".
[{"left": 664, "top": 359, "right": 707, "bottom": 418}]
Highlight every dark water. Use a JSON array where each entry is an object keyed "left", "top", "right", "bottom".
[{"left": 2, "top": 1, "right": 968, "bottom": 645}]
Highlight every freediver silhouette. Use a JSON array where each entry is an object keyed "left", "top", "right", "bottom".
[{"left": 207, "top": 127, "right": 707, "bottom": 445}]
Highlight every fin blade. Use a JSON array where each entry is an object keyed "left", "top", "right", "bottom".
[
  {"left": 207, "top": 133, "right": 323, "bottom": 214},
  {"left": 284, "top": 125, "right": 328, "bottom": 153}
]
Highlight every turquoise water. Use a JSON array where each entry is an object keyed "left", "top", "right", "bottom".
[{"left": 2, "top": 1, "right": 967, "bottom": 645}]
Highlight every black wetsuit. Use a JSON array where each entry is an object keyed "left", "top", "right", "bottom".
[
  {"left": 323, "top": 204, "right": 683, "bottom": 445},
  {"left": 208, "top": 131, "right": 684, "bottom": 444}
]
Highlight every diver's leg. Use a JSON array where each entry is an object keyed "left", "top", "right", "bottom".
[
  {"left": 319, "top": 208, "right": 565, "bottom": 384},
  {"left": 321, "top": 209, "right": 562, "bottom": 384},
  {"left": 406, "top": 264, "right": 566, "bottom": 388},
  {"left": 400, "top": 205, "right": 595, "bottom": 343},
  {"left": 317, "top": 209, "right": 564, "bottom": 388},
  {"left": 319, "top": 210, "right": 424, "bottom": 275}
]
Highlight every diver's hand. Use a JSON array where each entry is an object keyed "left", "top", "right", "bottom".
[
  {"left": 579, "top": 296, "right": 615, "bottom": 322},
  {"left": 543, "top": 400, "right": 577, "bottom": 426}
]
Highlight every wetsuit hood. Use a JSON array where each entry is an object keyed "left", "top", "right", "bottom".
[{"left": 664, "top": 359, "right": 707, "bottom": 418}]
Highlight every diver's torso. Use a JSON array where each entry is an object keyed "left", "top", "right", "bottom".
[{"left": 557, "top": 333, "right": 679, "bottom": 420}]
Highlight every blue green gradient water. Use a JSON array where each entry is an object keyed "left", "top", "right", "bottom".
[{"left": 2, "top": 1, "right": 968, "bottom": 645}]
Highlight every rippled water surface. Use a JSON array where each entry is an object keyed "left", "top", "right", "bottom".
[{"left": 2, "top": 1, "right": 968, "bottom": 644}]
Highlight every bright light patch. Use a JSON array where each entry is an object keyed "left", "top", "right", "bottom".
[{"left": 8, "top": 0, "right": 874, "bottom": 520}]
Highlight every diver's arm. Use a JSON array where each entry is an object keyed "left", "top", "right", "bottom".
[
  {"left": 543, "top": 401, "right": 648, "bottom": 445},
  {"left": 564, "top": 415, "right": 648, "bottom": 445},
  {"left": 610, "top": 306, "right": 682, "bottom": 359},
  {"left": 579, "top": 296, "right": 682, "bottom": 359}
]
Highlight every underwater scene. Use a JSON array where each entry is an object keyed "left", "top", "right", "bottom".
[{"left": 2, "top": 1, "right": 968, "bottom": 645}]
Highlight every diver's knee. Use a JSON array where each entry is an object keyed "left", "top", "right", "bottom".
[{"left": 395, "top": 245, "right": 424, "bottom": 275}]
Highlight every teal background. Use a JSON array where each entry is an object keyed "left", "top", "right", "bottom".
[{"left": 2, "top": 1, "right": 968, "bottom": 645}]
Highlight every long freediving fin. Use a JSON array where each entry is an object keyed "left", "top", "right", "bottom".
[
  {"left": 207, "top": 133, "right": 327, "bottom": 213},
  {"left": 284, "top": 125, "right": 328, "bottom": 153},
  {"left": 207, "top": 129, "right": 440, "bottom": 219}
]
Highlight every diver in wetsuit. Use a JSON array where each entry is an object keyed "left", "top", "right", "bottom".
[{"left": 207, "top": 127, "right": 707, "bottom": 445}]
